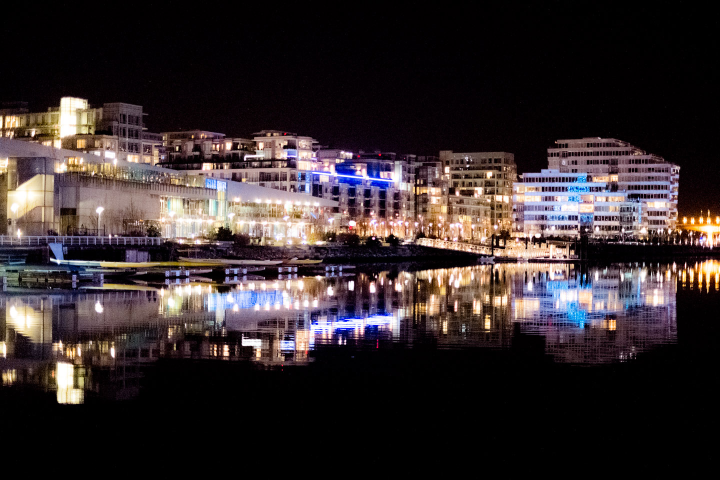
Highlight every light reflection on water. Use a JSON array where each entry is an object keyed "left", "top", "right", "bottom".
[{"left": 0, "top": 260, "right": 703, "bottom": 403}]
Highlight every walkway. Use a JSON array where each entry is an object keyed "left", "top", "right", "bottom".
[{"left": 0, "top": 235, "right": 164, "bottom": 247}]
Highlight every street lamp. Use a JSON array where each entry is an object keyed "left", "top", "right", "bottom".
[{"left": 96, "top": 206, "right": 104, "bottom": 236}]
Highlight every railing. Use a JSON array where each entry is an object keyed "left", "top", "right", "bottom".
[
  {"left": 416, "top": 238, "right": 492, "bottom": 255},
  {"left": 0, "top": 235, "right": 164, "bottom": 246},
  {"left": 416, "top": 237, "right": 574, "bottom": 259}
]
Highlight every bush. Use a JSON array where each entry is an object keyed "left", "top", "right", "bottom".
[
  {"left": 146, "top": 225, "right": 161, "bottom": 237},
  {"left": 337, "top": 232, "right": 360, "bottom": 246},
  {"left": 233, "top": 233, "right": 251, "bottom": 247},
  {"left": 416, "top": 232, "right": 426, "bottom": 239},
  {"left": 365, "top": 236, "right": 382, "bottom": 247},
  {"left": 386, "top": 234, "right": 400, "bottom": 246},
  {"left": 323, "top": 231, "right": 337, "bottom": 242}
]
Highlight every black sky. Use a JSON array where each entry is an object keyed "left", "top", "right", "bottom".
[{"left": 2, "top": 2, "right": 718, "bottom": 216}]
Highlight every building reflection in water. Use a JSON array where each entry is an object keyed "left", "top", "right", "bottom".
[{"left": 0, "top": 260, "right": 694, "bottom": 403}]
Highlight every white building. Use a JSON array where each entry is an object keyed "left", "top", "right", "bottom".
[
  {"left": 547, "top": 138, "right": 679, "bottom": 234},
  {"left": 514, "top": 169, "right": 643, "bottom": 238},
  {"left": 160, "top": 129, "right": 320, "bottom": 194},
  {"left": 0, "top": 97, "right": 163, "bottom": 165},
  {"left": 0, "top": 137, "right": 336, "bottom": 241}
]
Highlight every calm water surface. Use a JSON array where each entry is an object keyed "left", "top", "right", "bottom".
[{"left": 1, "top": 261, "right": 699, "bottom": 404}]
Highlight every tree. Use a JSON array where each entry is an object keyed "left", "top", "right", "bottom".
[
  {"left": 146, "top": 225, "right": 161, "bottom": 237},
  {"left": 215, "top": 226, "right": 234, "bottom": 241},
  {"left": 233, "top": 233, "right": 251, "bottom": 247},
  {"left": 121, "top": 199, "right": 146, "bottom": 235}
]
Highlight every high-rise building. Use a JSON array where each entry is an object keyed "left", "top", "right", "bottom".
[
  {"left": 439, "top": 151, "right": 517, "bottom": 232},
  {"left": 547, "top": 138, "right": 679, "bottom": 233}
]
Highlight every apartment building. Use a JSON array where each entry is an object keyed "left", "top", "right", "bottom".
[
  {"left": 439, "top": 151, "right": 517, "bottom": 232},
  {"left": 160, "top": 129, "right": 319, "bottom": 193},
  {"left": 414, "top": 156, "right": 448, "bottom": 236},
  {"left": 306, "top": 150, "right": 417, "bottom": 236},
  {"left": 513, "top": 169, "right": 643, "bottom": 238},
  {"left": 0, "top": 97, "right": 162, "bottom": 164},
  {"left": 547, "top": 138, "right": 679, "bottom": 233}
]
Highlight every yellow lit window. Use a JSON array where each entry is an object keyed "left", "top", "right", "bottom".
[{"left": 76, "top": 139, "right": 86, "bottom": 149}]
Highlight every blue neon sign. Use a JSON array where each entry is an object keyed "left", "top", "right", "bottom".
[
  {"left": 311, "top": 172, "right": 395, "bottom": 183},
  {"left": 205, "top": 178, "right": 227, "bottom": 191}
]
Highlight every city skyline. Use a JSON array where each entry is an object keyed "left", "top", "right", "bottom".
[{"left": 2, "top": 3, "right": 715, "bottom": 216}]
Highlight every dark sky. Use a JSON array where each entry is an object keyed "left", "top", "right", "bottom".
[{"left": 3, "top": 2, "right": 717, "bottom": 216}]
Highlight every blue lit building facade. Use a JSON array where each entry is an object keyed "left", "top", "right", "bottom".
[
  {"left": 547, "top": 138, "right": 679, "bottom": 234},
  {"left": 310, "top": 150, "right": 417, "bottom": 237},
  {"left": 513, "top": 169, "right": 642, "bottom": 238}
]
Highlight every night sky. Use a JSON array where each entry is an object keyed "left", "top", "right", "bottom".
[{"left": 3, "top": 2, "right": 717, "bottom": 216}]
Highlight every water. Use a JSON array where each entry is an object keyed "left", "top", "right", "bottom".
[
  {"left": 1, "top": 261, "right": 717, "bottom": 467},
  {"left": 0, "top": 262, "right": 688, "bottom": 399}
]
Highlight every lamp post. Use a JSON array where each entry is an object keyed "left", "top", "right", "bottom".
[{"left": 96, "top": 206, "right": 104, "bottom": 236}]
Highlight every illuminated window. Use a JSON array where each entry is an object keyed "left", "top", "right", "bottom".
[{"left": 76, "top": 139, "right": 86, "bottom": 149}]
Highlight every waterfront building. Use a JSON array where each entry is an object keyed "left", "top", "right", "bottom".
[
  {"left": 438, "top": 151, "right": 517, "bottom": 232},
  {"left": 247, "top": 129, "right": 319, "bottom": 193},
  {"left": 0, "top": 137, "right": 336, "bottom": 240},
  {"left": 547, "top": 138, "right": 679, "bottom": 234},
  {"left": 513, "top": 169, "right": 643, "bottom": 238},
  {"left": 414, "top": 156, "right": 449, "bottom": 237},
  {"left": 163, "top": 130, "right": 227, "bottom": 162},
  {"left": 308, "top": 149, "right": 417, "bottom": 237},
  {"left": 159, "top": 129, "right": 319, "bottom": 194},
  {"left": 141, "top": 132, "right": 166, "bottom": 165},
  {"left": 0, "top": 97, "right": 164, "bottom": 165}
]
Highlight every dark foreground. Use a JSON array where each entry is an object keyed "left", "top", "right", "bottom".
[{"left": 2, "top": 321, "right": 716, "bottom": 473}]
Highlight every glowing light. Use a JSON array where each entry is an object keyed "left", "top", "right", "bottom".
[{"left": 311, "top": 171, "right": 395, "bottom": 183}]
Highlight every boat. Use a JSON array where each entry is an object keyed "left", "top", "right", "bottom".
[
  {"left": 283, "top": 257, "right": 323, "bottom": 265},
  {"left": 477, "top": 256, "right": 495, "bottom": 264},
  {"left": 178, "top": 257, "right": 282, "bottom": 266}
]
